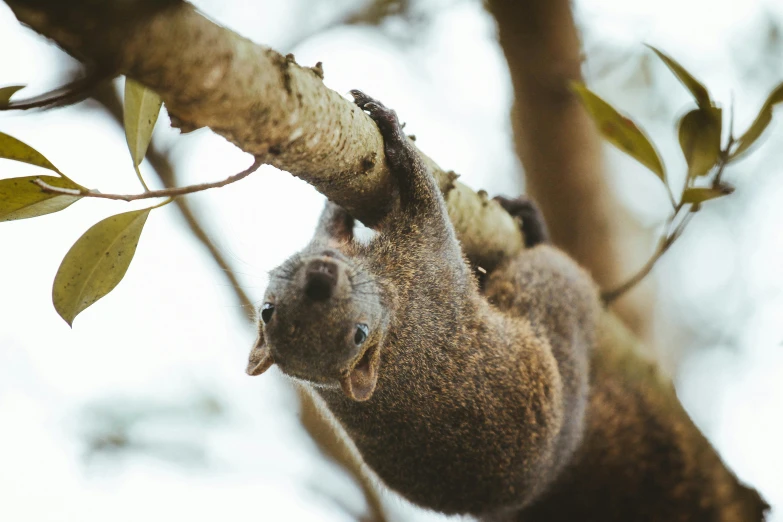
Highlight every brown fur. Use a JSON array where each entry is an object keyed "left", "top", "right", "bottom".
[{"left": 248, "top": 92, "right": 769, "bottom": 521}]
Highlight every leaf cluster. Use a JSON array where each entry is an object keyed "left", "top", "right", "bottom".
[
  {"left": 1, "top": 79, "right": 165, "bottom": 325},
  {"left": 573, "top": 46, "right": 783, "bottom": 302}
]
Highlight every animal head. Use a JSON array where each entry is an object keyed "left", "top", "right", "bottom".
[{"left": 247, "top": 246, "right": 388, "bottom": 401}]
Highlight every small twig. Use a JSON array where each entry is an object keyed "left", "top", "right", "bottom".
[
  {"left": 602, "top": 202, "right": 688, "bottom": 305},
  {"left": 716, "top": 96, "right": 736, "bottom": 186},
  {"left": 149, "top": 155, "right": 257, "bottom": 317},
  {"left": 601, "top": 236, "right": 668, "bottom": 305},
  {"left": 33, "top": 157, "right": 264, "bottom": 202},
  {"left": 0, "top": 69, "right": 113, "bottom": 110},
  {"left": 714, "top": 136, "right": 734, "bottom": 186},
  {"left": 603, "top": 116, "right": 742, "bottom": 306},
  {"left": 666, "top": 184, "right": 677, "bottom": 210},
  {"left": 669, "top": 209, "right": 694, "bottom": 242},
  {"left": 90, "top": 81, "right": 257, "bottom": 316},
  {"left": 729, "top": 91, "right": 736, "bottom": 141},
  {"left": 33, "top": 183, "right": 82, "bottom": 196}
]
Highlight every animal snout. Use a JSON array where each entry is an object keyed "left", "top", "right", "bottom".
[{"left": 304, "top": 259, "right": 339, "bottom": 301}]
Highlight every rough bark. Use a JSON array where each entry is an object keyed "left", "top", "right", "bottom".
[
  {"left": 5, "top": 0, "right": 522, "bottom": 272},
  {"left": 486, "top": 0, "right": 656, "bottom": 344}
]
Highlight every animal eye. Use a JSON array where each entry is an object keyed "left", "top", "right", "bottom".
[
  {"left": 261, "top": 303, "right": 275, "bottom": 324},
  {"left": 354, "top": 324, "right": 369, "bottom": 345}
]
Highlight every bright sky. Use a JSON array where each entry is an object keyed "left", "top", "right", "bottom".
[{"left": 0, "top": 0, "right": 781, "bottom": 520}]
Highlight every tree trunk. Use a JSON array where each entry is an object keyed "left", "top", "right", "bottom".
[{"left": 486, "top": 0, "right": 657, "bottom": 347}]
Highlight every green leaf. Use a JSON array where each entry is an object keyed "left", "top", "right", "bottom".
[
  {"left": 730, "top": 82, "right": 783, "bottom": 160},
  {"left": 0, "top": 131, "right": 61, "bottom": 173},
  {"left": 53, "top": 208, "right": 151, "bottom": 326},
  {"left": 681, "top": 186, "right": 734, "bottom": 205},
  {"left": 0, "top": 85, "right": 25, "bottom": 108},
  {"left": 678, "top": 107, "right": 722, "bottom": 179},
  {"left": 571, "top": 83, "right": 666, "bottom": 183},
  {"left": 0, "top": 175, "right": 85, "bottom": 222},
  {"left": 648, "top": 46, "right": 712, "bottom": 110},
  {"left": 124, "top": 78, "right": 162, "bottom": 168}
]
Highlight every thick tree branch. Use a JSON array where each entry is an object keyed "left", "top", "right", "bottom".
[
  {"left": 5, "top": 0, "right": 522, "bottom": 272},
  {"left": 486, "top": 0, "right": 656, "bottom": 343}
]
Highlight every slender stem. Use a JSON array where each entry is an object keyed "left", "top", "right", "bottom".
[
  {"left": 135, "top": 164, "right": 151, "bottom": 192},
  {"left": 33, "top": 157, "right": 263, "bottom": 201},
  {"left": 601, "top": 237, "right": 668, "bottom": 305},
  {"left": 601, "top": 203, "right": 689, "bottom": 305},
  {"left": 715, "top": 103, "right": 736, "bottom": 185},
  {"left": 0, "top": 70, "right": 112, "bottom": 110},
  {"left": 90, "top": 81, "right": 258, "bottom": 316},
  {"left": 602, "top": 124, "right": 739, "bottom": 306},
  {"left": 670, "top": 210, "right": 694, "bottom": 242},
  {"left": 714, "top": 136, "right": 734, "bottom": 186},
  {"left": 150, "top": 196, "right": 174, "bottom": 210},
  {"left": 665, "top": 182, "right": 677, "bottom": 210},
  {"left": 729, "top": 92, "right": 736, "bottom": 141}
]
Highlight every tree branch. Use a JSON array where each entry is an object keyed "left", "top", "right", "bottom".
[
  {"left": 5, "top": 0, "right": 522, "bottom": 272},
  {"left": 486, "top": 0, "right": 656, "bottom": 343},
  {"left": 32, "top": 157, "right": 263, "bottom": 201}
]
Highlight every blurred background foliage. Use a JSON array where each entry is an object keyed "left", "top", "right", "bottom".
[{"left": 0, "top": 0, "right": 781, "bottom": 520}]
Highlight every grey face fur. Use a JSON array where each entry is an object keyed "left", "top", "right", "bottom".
[{"left": 248, "top": 243, "right": 388, "bottom": 400}]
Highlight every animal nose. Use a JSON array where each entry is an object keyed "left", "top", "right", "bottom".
[{"left": 304, "top": 259, "right": 339, "bottom": 301}]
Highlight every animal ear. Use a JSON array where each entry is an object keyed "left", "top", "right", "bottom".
[
  {"left": 246, "top": 335, "right": 274, "bottom": 376},
  {"left": 339, "top": 345, "right": 381, "bottom": 401}
]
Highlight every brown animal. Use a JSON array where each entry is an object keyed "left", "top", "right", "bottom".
[{"left": 247, "top": 91, "right": 769, "bottom": 521}]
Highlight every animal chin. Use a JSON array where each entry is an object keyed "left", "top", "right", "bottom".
[{"left": 339, "top": 341, "right": 381, "bottom": 402}]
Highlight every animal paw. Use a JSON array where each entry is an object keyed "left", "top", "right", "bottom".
[
  {"left": 494, "top": 196, "right": 550, "bottom": 248},
  {"left": 350, "top": 90, "right": 404, "bottom": 139}
]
